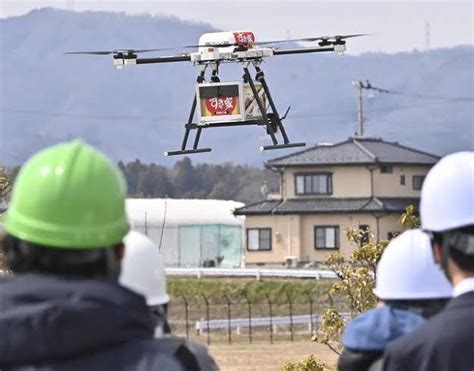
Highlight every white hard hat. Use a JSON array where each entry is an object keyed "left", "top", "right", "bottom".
[
  {"left": 373, "top": 229, "right": 452, "bottom": 300},
  {"left": 421, "top": 151, "right": 474, "bottom": 232},
  {"left": 120, "top": 230, "right": 170, "bottom": 306}
]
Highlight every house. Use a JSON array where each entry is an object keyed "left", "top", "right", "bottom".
[{"left": 234, "top": 137, "right": 439, "bottom": 266}]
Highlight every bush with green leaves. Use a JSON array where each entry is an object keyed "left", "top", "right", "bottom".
[{"left": 282, "top": 355, "right": 335, "bottom": 371}]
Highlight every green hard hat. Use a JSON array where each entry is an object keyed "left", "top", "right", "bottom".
[{"left": 4, "top": 140, "right": 130, "bottom": 249}]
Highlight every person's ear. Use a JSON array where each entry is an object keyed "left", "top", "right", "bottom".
[
  {"left": 432, "top": 242, "right": 443, "bottom": 264},
  {"left": 114, "top": 243, "right": 125, "bottom": 261}
]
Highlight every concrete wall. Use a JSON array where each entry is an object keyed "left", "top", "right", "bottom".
[{"left": 244, "top": 213, "right": 402, "bottom": 265}]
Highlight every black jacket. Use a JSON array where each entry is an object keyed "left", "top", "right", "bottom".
[
  {"left": 383, "top": 291, "right": 474, "bottom": 371},
  {"left": 0, "top": 274, "right": 184, "bottom": 371}
]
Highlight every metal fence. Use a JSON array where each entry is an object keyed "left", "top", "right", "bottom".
[
  {"left": 166, "top": 267, "right": 338, "bottom": 280},
  {"left": 168, "top": 293, "right": 348, "bottom": 345}
]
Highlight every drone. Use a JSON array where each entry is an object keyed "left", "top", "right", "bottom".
[{"left": 67, "top": 31, "right": 364, "bottom": 156}]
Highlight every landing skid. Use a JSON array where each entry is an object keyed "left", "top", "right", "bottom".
[{"left": 164, "top": 61, "right": 305, "bottom": 156}]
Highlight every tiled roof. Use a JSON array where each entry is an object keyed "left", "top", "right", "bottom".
[
  {"left": 234, "top": 197, "right": 419, "bottom": 215},
  {"left": 267, "top": 138, "right": 439, "bottom": 167},
  {"left": 234, "top": 200, "right": 281, "bottom": 214}
]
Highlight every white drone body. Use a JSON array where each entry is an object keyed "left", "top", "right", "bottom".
[{"left": 191, "top": 31, "right": 273, "bottom": 63}]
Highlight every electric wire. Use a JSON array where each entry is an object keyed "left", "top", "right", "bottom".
[
  {"left": 1, "top": 98, "right": 470, "bottom": 123},
  {"left": 363, "top": 83, "right": 474, "bottom": 102}
]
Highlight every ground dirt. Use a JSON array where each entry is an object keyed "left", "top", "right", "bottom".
[{"left": 208, "top": 340, "right": 338, "bottom": 371}]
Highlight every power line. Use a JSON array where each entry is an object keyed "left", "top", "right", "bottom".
[
  {"left": 361, "top": 81, "right": 474, "bottom": 101},
  {"left": 1, "top": 98, "right": 470, "bottom": 123}
]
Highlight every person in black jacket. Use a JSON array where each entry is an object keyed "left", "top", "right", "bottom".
[
  {"left": 337, "top": 229, "right": 451, "bottom": 371},
  {"left": 383, "top": 151, "right": 474, "bottom": 371},
  {"left": 0, "top": 141, "right": 185, "bottom": 370},
  {"left": 120, "top": 230, "right": 219, "bottom": 371}
]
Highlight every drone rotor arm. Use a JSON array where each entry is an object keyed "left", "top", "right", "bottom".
[
  {"left": 135, "top": 54, "right": 192, "bottom": 64},
  {"left": 272, "top": 46, "right": 335, "bottom": 56}
]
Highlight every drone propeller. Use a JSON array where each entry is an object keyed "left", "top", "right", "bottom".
[
  {"left": 65, "top": 48, "right": 173, "bottom": 56},
  {"left": 257, "top": 33, "right": 368, "bottom": 46},
  {"left": 184, "top": 34, "right": 367, "bottom": 49}
]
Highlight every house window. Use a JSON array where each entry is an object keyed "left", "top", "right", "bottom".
[
  {"left": 359, "top": 225, "right": 370, "bottom": 246},
  {"left": 295, "top": 173, "right": 332, "bottom": 195},
  {"left": 247, "top": 228, "right": 272, "bottom": 251},
  {"left": 400, "top": 175, "right": 405, "bottom": 185},
  {"left": 314, "top": 226, "right": 339, "bottom": 249},
  {"left": 380, "top": 165, "right": 393, "bottom": 173},
  {"left": 413, "top": 175, "right": 425, "bottom": 190}
]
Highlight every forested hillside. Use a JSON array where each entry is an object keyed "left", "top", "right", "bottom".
[{"left": 118, "top": 158, "right": 277, "bottom": 203}]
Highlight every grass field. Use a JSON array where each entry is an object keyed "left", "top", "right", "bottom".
[
  {"left": 209, "top": 340, "right": 338, "bottom": 371},
  {"left": 167, "top": 277, "right": 335, "bottom": 304}
]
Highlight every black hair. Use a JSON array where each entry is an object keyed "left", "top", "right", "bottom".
[
  {"left": 0, "top": 233, "right": 122, "bottom": 280},
  {"left": 433, "top": 225, "right": 474, "bottom": 272}
]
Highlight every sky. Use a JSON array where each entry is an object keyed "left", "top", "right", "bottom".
[{"left": 1, "top": 0, "right": 472, "bottom": 54}]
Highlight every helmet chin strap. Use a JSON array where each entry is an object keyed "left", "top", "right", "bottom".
[
  {"left": 428, "top": 232, "right": 451, "bottom": 281},
  {"left": 105, "top": 248, "right": 121, "bottom": 281},
  {"left": 440, "top": 243, "right": 452, "bottom": 281}
]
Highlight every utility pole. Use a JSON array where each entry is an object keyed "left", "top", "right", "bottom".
[
  {"left": 67, "top": 0, "right": 75, "bottom": 11},
  {"left": 352, "top": 80, "right": 372, "bottom": 138},
  {"left": 425, "top": 21, "right": 431, "bottom": 50}
]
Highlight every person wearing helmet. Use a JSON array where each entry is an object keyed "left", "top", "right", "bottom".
[
  {"left": 383, "top": 151, "right": 474, "bottom": 371},
  {"left": 338, "top": 229, "right": 452, "bottom": 371},
  {"left": 121, "top": 231, "right": 171, "bottom": 336},
  {"left": 120, "top": 230, "right": 219, "bottom": 371},
  {"left": 0, "top": 141, "right": 184, "bottom": 370}
]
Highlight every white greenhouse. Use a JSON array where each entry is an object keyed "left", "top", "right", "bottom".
[{"left": 126, "top": 199, "right": 245, "bottom": 268}]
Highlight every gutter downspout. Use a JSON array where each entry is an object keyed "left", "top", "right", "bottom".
[
  {"left": 287, "top": 217, "right": 292, "bottom": 258},
  {"left": 371, "top": 198, "right": 387, "bottom": 241},
  {"left": 277, "top": 168, "right": 284, "bottom": 199},
  {"left": 368, "top": 166, "right": 376, "bottom": 198}
]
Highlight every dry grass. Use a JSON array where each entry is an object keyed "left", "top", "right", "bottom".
[{"left": 208, "top": 340, "right": 338, "bottom": 371}]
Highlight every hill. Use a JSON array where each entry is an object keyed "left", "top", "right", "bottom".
[{"left": 1, "top": 8, "right": 473, "bottom": 165}]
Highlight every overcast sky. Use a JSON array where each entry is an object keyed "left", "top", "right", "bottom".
[{"left": 1, "top": 1, "right": 472, "bottom": 54}]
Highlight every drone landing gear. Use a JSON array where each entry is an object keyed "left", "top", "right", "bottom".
[
  {"left": 164, "top": 99, "right": 212, "bottom": 156},
  {"left": 164, "top": 62, "right": 305, "bottom": 156},
  {"left": 165, "top": 70, "right": 212, "bottom": 156},
  {"left": 243, "top": 65, "right": 305, "bottom": 151}
]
